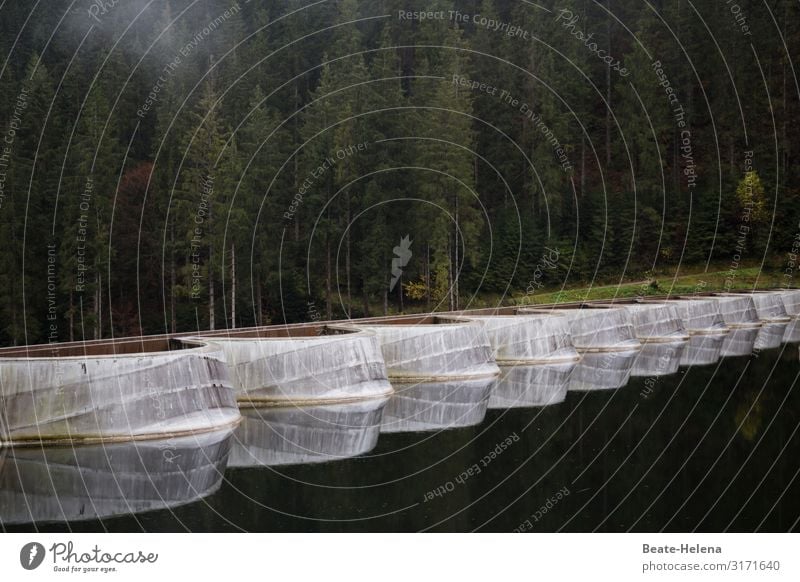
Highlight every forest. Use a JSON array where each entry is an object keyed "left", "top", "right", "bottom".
[{"left": 0, "top": 0, "right": 798, "bottom": 346}]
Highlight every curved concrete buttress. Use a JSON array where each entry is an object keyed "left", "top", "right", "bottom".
[
  {"left": 189, "top": 328, "right": 393, "bottom": 406},
  {"left": 613, "top": 303, "right": 690, "bottom": 343},
  {"left": 444, "top": 314, "right": 580, "bottom": 364},
  {"left": 646, "top": 298, "right": 728, "bottom": 335},
  {"left": 521, "top": 306, "right": 641, "bottom": 352},
  {"left": 0, "top": 339, "right": 239, "bottom": 445},
  {"left": 353, "top": 321, "right": 500, "bottom": 381},
  {"left": 777, "top": 289, "right": 800, "bottom": 317},
  {"left": 710, "top": 295, "right": 762, "bottom": 328},
  {"left": 724, "top": 292, "right": 791, "bottom": 322}
]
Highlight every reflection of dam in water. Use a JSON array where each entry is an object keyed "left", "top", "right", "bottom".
[
  {"left": 488, "top": 363, "right": 574, "bottom": 409},
  {"left": 0, "top": 429, "right": 232, "bottom": 524},
  {"left": 1, "top": 290, "right": 799, "bottom": 448},
  {"left": 380, "top": 378, "right": 495, "bottom": 433},
  {"left": 229, "top": 398, "right": 388, "bottom": 467}
]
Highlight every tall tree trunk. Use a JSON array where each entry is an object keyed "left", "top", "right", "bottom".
[
  {"left": 580, "top": 136, "right": 586, "bottom": 198},
  {"left": 362, "top": 281, "right": 369, "bottom": 317},
  {"left": 605, "top": 0, "right": 613, "bottom": 171},
  {"left": 94, "top": 272, "right": 101, "bottom": 339},
  {"left": 256, "top": 271, "right": 263, "bottom": 326},
  {"left": 230, "top": 244, "right": 236, "bottom": 329},
  {"left": 325, "top": 236, "right": 332, "bottom": 319},
  {"left": 209, "top": 242, "right": 215, "bottom": 331},
  {"left": 346, "top": 193, "right": 351, "bottom": 315},
  {"left": 170, "top": 223, "right": 176, "bottom": 333},
  {"left": 425, "top": 243, "right": 431, "bottom": 311},
  {"left": 454, "top": 194, "right": 460, "bottom": 311},
  {"left": 448, "top": 238, "right": 454, "bottom": 311},
  {"left": 68, "top": 289, "right": 74, "bottom": 342},
  {"left": 398, "top": 274, "right": 403, "bottom": 312}
]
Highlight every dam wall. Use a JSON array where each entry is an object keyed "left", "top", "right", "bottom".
[{"left": 3, "top": 289, "right": 800, "bottom": 446}]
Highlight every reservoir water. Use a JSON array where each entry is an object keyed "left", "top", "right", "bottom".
[{"left": 3, "top": 341, "right": 799, "bottom": 532}]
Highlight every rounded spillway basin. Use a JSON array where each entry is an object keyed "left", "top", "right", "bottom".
[
  {"left": 614, "top": 303, "right": 689, "bottom": 342},
  {"left": 0, "top": 428, "right": 232, "bottom": 524},
  {"left": 652, "top": 298, "right": 728, "bottom": 334},
  {"left": 191, "top": 327, "right": 393, "bottom": 405},
  {"left": 522, "top": 307, "right": 641, "bottom": 352},
  {"left": 489, "top": 363, "right": 574, "bottom": 408},
  {"left": 380, "top": 377, "right": 495, "bottom": 433},
  {"left": 446, "top": 314, "right": 579, "bottom": 364},
  {"left": 727, "top": 292, "right": 791, "bottom": 322},
  {"left": 711, "top": 296, "right": 762, "bottom": 328},
  {"left": 228, "top": 397, "right": 388, "bottom": 467},
  {"left": 777, "top": 290, "right": 800, "bottom": 317},
  {"left": 355, "top": 321, "right": 500, "bottom": 381},
  {"left": 0, "top": 338, "right": 239, "bottom": 446}
]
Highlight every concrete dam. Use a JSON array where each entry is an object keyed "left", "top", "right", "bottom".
[{"left": 2, "top": 290, "right": 800, "bottom": 449}]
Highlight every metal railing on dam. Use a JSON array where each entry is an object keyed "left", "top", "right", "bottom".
[{"left": 1, "top": 290, "right": 799, "bottom": 446}]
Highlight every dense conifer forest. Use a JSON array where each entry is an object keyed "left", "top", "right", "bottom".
[{"left": 0, "top": 0, "right": 798, "bottom": 345}]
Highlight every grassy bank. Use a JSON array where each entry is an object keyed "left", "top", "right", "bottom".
[{"left": 515, "top": 265, "right": 786, "bottom": 306}]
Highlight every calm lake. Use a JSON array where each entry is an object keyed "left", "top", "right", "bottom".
[{"left": 3, "top": 330, "right": 800, "bottom": 532}]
